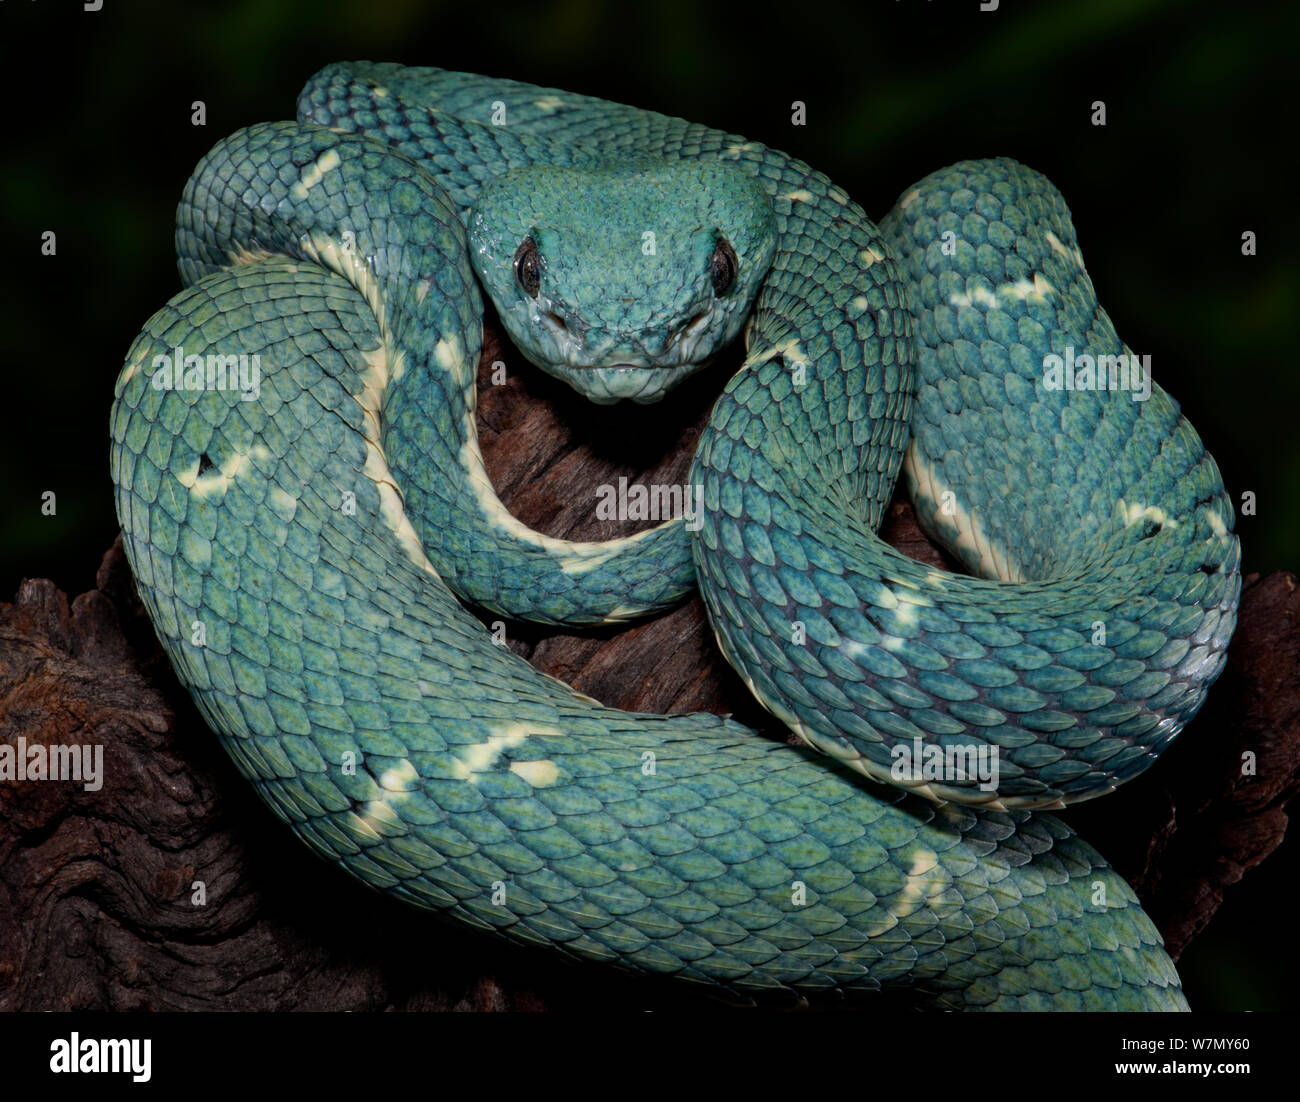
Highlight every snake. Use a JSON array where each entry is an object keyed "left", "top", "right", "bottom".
[{"left": 109, "top": 61, "right": 1241, "bottom": 1010}]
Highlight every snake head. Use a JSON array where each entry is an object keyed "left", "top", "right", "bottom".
[{"left": 467, "top": 158, "right": 777, "bottom": 404}]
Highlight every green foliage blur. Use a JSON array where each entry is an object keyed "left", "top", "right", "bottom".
[{"left": 0, "top": 0, "right": 1295, "bottom": 1010}]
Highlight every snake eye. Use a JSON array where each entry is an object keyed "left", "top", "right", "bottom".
[
  {"left": 514, "top": 236, "right": 541, "bottom": 297},
  {"left": 710, "top": 237, "right": 738, "bottom": 296}
]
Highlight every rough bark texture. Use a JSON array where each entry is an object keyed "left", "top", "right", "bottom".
[{"left": 1, "top": 329, "right": 1296, "bottom": 1010}]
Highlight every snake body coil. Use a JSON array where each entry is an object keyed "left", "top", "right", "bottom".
[{"left": 109, "top": 62, "right": 1240, "bottom": 1009}]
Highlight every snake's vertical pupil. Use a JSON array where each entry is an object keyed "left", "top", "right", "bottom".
[
  {"left": 514, "top": 236, "right": 541, "bottom": 297},
  {"left": 710, "top": 236, "right": 738, "bottom": 296}
]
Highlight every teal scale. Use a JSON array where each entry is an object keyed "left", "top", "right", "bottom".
[{"left": 109, "top": 62, "right": 1240, "bottom": 1009}]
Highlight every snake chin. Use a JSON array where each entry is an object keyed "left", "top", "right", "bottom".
[{"left": 535, "top": 360, "right": 706, "bottom": 404}]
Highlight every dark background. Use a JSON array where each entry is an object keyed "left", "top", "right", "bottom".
[{"left": 0, "top": 0, "right": 1295, "bottom": 1009}]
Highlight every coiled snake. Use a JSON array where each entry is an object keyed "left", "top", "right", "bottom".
[{"left": 109, "top": 62, "right": 1241, "bottom": 1009}]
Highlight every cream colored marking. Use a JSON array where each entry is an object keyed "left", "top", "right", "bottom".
[
  {"left": 905, "top": 441, "right": 1025, "bottom": 582},
  {"left": 187, "top": 445, "right": 273, "bottom": 497},
  {"left": 1044, "top": 231, "right": 1076, "bottom": 263},
  {"left": 784, "top": 188, "right": 814, "bottom": 204},
  {"left": 880, "top": 633, "right": 905, "bottom": 652},
  {"left": 742, "top": 335, "right": 807, "bottom": 369},
  {"left": 1119, "top": 501, "right": 1179, "bottom": 530},
  {"left": 603, "top": 602, "right": 654, "bottom": 622},
  {"left": 457, "top": 405, "right": 664, "bottom": 574},
  {"left": 437, "top": 321, "right": 669, "bottom": 574},
  {"left": 353, "top": 342, "right": 444, "bottom": 580},
  {"left": 227, "top": 243, "right": 279, "bottom": 267},
  {"left": 725, "top": 142, "right": 761, "bottom": 156},
  {"left": 898, "top": 189, "right": 922, "bottom": 211},
  {"left": 991, "top": 539, "right": 1011, "bottom": 582},
  {"left": 358, "top": 799, "right": 403, "bottom": 836},
  {"left": 359, "top": 761, "right": 416, "bottom": 836},
  {"left": 388, "top": 346, "right": 408, "bottom": 385},
  {"left": 344, "top": 810, "right": 386, "bottom": 842},
  {"left": 1046, "top": 231, "right": 1085, "bottom": 267},
  {"left": 949, "top": 286, "right": 1000, "bottom": 310},
  {"left": 299, "top": 233, "right": 384, "bottom": 332},
  {"left": 1207, "top": 511, "right": 1227, "bottom": 538},
  {"left": 924, "top": 570, "right": 949, "bottom": 587},
  {"left": 892, "top": 602, "right": 919, "bottom": 628},
  {"left": 510, "top": 759, "right": 560, "bottom": 787},
  {"left": 827, "top": 187, "right": 850, "bottom": 206},
  {"left": 453, "top": 721, "right": 561, "bottom": 783},
  {"left": 533, "top": 96, "right": 565, "bottom": 111},
  {"left": 851, "top": 295, "right": 870, "bottom": 312},
  {"left": 373, "top": 86, "right": 389, "bottom": 98},
  {"left": 859, "top": 246, "right": 886, "bottom": 268},
  {"left": 267, "top": 485, "right": 298, "bottom": 519},
  {"left": 876, "top": 583, "right": 901, "bottom": 611},
  {"left": 889, "top": 850, "right": 940, "bottom": 919},
  {"left": 433, "top": 334, "right": 470, "bottom": 385},
  {"left": 839, "top": 639, "right": 878, "bottom": 665},
  {"left": 378, "top": 760, "right": 419, "bottom": 792},
  {"left": 995, "top": 272, "right": 1055, "bottom": 304},
  {"left": 415, "top": 278, "right": 432, "bottom": 305},
  {"left": 291, "top": 148, "right": 341, "bottom": 200}
]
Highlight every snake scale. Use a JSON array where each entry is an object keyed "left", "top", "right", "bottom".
[{"left": 109, "top": 62, "right": 1241, "bottom": 1009}]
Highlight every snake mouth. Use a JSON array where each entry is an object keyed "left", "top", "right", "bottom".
[
  {"left": 538, "top": 360, "right": 704, "bottom": 404},
  {"left": 572, "top": 369, "right": 686, "bottom": 376}
]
